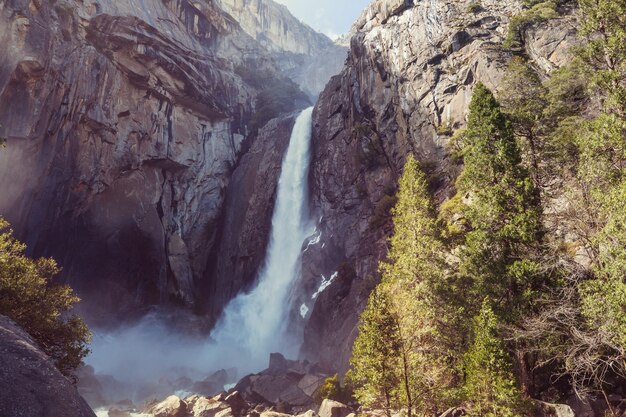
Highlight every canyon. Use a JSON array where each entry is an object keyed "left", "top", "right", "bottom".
[{"left": 0, "top": 0, "right": 587, "bottom": 414}]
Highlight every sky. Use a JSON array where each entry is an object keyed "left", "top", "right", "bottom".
[{"left": 274, "top": 0, "right": 372, "bottom": 40}]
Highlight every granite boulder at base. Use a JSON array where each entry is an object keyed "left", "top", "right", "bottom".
[
  {"left": 234, "top": 353, "right": 329, "bottom": 413},
  {"left": 0, "top": 315, "right": 96, "bottom": 417}
]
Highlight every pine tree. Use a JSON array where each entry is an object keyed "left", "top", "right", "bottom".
[
  {"left": 464, "top": 300, "right": 527, "bottom": 417},
  {"left": 573, "top": 0, "right": 626, "bottom": 388},
  {"left": 499, "top": 57, "right": 548, "bottom": 183},
  {"left": 350, "top": 156, "right": 455, "bottom": 417},
  {"left": 455, "top": 83, "right": 542, "bottom": 321},
  {"left": 350, "top": 287, "right": 401, "bottom": 417},
  {"left": 379, "top": 155, "right": 456, "bottom": 417}
]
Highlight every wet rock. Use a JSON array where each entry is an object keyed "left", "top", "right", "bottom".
[
  {"left": 0, "top": 315, "right": 96, "bottom": 417},
  {"left": 235, "top": 355, "right": 328, "bottom": 411},
  {"left": 192, "top": 369, "right": 237, "bottom": 397}
]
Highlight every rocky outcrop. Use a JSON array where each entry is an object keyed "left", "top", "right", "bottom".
[
  {"left": 299, "top": 0, "right": 578, "bottom": 372},
  {"left": 234, "top": 353, "right": 328, "bottom": 413},
  {"left": 0, "top": 315, "right": 95, "bottom": 417},
  {"left": 216, "top": 0, "right": 347, "bottom": 97},
  {"left": 0, "top": 0, "right": 315, "bottom": 324}
]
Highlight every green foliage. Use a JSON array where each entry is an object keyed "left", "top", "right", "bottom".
[
  {"left": 455, "top": 83, "right": 542, "bottom": 320},
  {"left": 315, "top": 374, "right": 354, "bottom": 405},
  {"left": 464, "top": 300, "right": 528, "bottom": 417},
  {"left": 350, "top": 288, "right": 401, "bottom": 416},
  {"left": 0, "top": 218, "right": 91, "bottom": 376},
  {"left": 577, "top": 0, "right": 626, "bottom": 116},
  {"left": 467, "top": 2, "right": 481, "bottom": 14},
  {"left": 500, "top": 57, "right": 548, "bottom": 179},
  {"left": 352, "top": 156, "right": 457, "bottom": 417},
  {"left": 504, "top": 1, "right": 559, "bottom": 50}
]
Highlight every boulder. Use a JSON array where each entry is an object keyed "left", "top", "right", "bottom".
[
  {"left": 151, "top": 395, "right": 187, "bottom": 417},
  {"left": 192, "top": 369, "right": 237, "bottom": 397},
  {"left": 318, "top": 399, "right": 351, "bottom": 417},
  {"left": 534, "top": 401, "right": 575, "bottom": 417},
  {"left": 193, "top": 397, "right": 230, "bottom": 417},
  {"left": 216, "top": 408, "right": 236, "bottom": 417},
  {"left": 0, "top": 315, "right": 96, "bottom": 417},
  {"left": 226, "top": 391, "right": 249, "bottom": 416},
  {"left": 296, "top": 411, "right": 318, "bottom": 417}
]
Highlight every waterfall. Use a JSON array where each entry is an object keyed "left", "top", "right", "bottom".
[
  {"left": 84, "top": 108, "right": 315, "bottom": 395},
  {"left": 208, "top": 106, "right": 315, "bottom": 372}
]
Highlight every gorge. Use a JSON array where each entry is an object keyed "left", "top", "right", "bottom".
[{"left": 1, "top": 0, "right": 625, "bottom": 416}]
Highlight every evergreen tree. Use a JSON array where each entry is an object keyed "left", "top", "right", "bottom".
[
  {"left": 574, "top": 0, "right": 626, "bottom": 388},
  {"left": 350, "top": 287, "right": 401, "bottom": 417},
  {"left": 464, "top": 300, "right": 527, "bottom": 417},
  {"left": 499, "top": 57, "right": 548, "bottom": 183},
  {"left": 0, "top": 218, "right": 91, "bottom": 376},
  {"left": 455, "top": 83, "right": 542, "bottom": 321},
  {"left": 379, "top": 155, "right": 456, "bottom": 417},
  {"left": 350, "top": 156, "right": 455, "bottom": 417}
]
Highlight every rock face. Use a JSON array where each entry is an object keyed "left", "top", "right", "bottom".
[
  {"left": 216, "top": 0, "right": 348, "bottom": 97},
  {"left": 299, "top": 0, "right": 577, "bottom": 372},
  {"left": 0, "top": 0, "right": 326, "bottom": 324},
  {"left": 0, "top": 315, "right": 96, "bottom": 417},
  {"left": 203, "top": 114, "right": 296, "bottom": 318}
]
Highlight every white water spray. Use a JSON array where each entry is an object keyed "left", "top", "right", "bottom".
[{"left": 209, "top": 106, "right": 315, "bottom": 371}]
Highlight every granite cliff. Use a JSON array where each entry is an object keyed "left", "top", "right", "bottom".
[
  {"left": 216, "top": 0, "right": 348, "bottom": 98},
  {"left": 0, "top": 0, "right": 335, "bottom": 324},
  {"left": 298, "top": 0, "right": 577, "bottom": 372}
]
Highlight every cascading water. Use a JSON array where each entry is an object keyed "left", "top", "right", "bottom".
[
  {"left": 85, "top": 107, "right": 315, "bottom": 401},
  {"left": 208, "top": 106, "right": 315, "bottom": 372}
]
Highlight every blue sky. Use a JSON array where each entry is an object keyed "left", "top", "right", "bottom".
[{"left": 275, "top": 0, "right": 372, "bottom": 39}]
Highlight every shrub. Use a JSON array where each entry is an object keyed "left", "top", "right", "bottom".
[
  {"left": 315, "top": 374, "right": 354, "bottom": 404},
  {"left": 0, "top": 218, "right": 91, "bottom": 376},
  {"left": 504, "top": 1, "right": 559, "bottom": 49},
  {"left": 467, "top": 2, "right": 482, "bottom": 13}
]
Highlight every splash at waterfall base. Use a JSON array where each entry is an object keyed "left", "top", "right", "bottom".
[{"left": 80, "top": 108, "right": 336, "bottom": 413}]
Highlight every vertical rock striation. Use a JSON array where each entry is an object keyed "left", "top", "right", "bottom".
[{"left": 300, "top": 0, "right": 577, "bottom": 372}]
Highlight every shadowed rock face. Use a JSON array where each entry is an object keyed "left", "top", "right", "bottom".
[
  {"left": 0, "top": 315, "right": 96, "bottom": 417},
  {"left": 300, "top": 0, "right": 577, "bottom": 372},
  {"left": 0, "top": 0, "right": 313, "bottom": 324}
]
